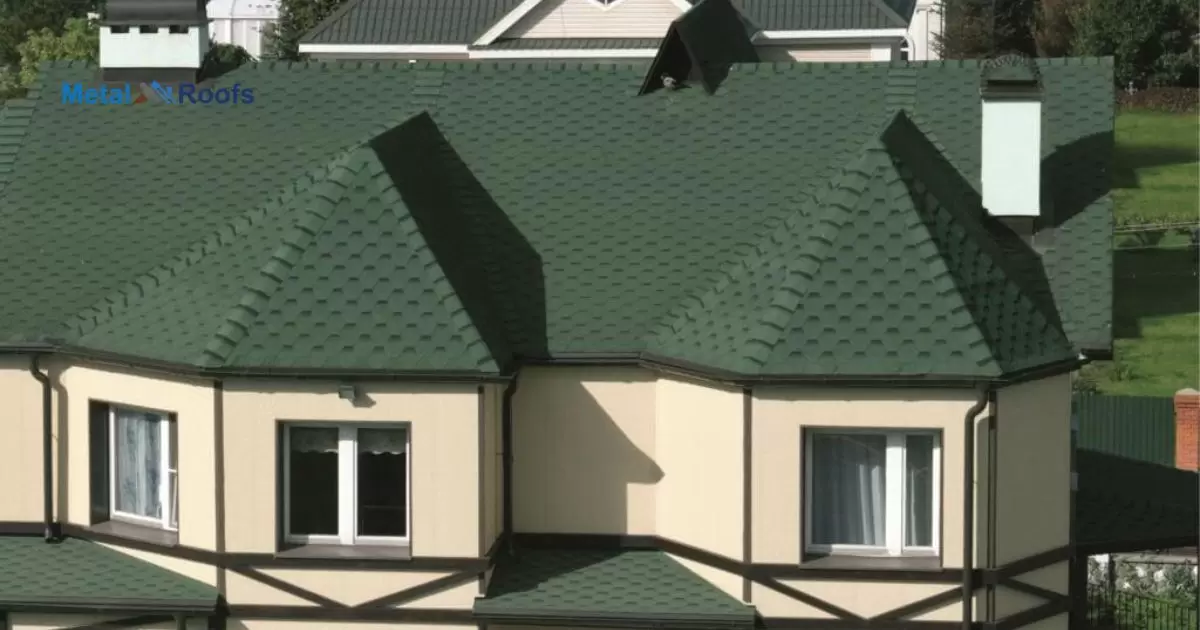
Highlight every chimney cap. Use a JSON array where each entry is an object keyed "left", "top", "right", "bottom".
[
  {"left": 980, "top": 53, "right": 1042, "bottom": 95},
  {"left": 103, "top": 0, "right": 207, "bottom": 26}
]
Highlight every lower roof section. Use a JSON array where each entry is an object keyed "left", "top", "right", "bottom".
[
  {"left": 1076, "top": 449, "right": 1199, "bottom": 555},
  {"left": 0, "top": 535, "right": 218, "bottom": 614},
  {"left": 475, "top": 547, "right": 755, "bottom": 628}
]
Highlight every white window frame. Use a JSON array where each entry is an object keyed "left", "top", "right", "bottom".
[
  {"left": 804, "top": 428, "right": 941, "bottom": 557},
  {"left": 108, "top": 406, "right": 177, "bottom": 532},
  {"left": 282, "top": 424, "right": 411, "bottom": 547}
]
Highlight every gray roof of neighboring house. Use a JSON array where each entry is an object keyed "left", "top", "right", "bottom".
[{"left": 301, "top": 0, "right": 917, "bottom": 47}]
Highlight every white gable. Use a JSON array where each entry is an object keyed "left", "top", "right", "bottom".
[{"left": 507, "top": 0, "right": 686, "bottom": 39}]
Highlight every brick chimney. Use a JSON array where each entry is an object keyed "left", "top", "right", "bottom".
[{"left": 1175, "top": 388, "right": 1199, "bottom": 471}]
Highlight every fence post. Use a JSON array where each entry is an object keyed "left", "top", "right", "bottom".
[{"left": 1105, "top": 554, "right": 1116, "bottom": 626}]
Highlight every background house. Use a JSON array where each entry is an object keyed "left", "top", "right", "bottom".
[
  {"left": 207, "top": 0, "right": 279, "bottom": 59},
  {"left": 297, "top": 0, "right": 917, "bottom": 61}
]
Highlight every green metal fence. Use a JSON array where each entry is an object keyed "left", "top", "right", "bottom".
[{"left": 1073, "top": 394, "right": 1176, "bottom": 467}]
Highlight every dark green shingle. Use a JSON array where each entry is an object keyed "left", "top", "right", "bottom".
[
  {"left": 0, "top": 58, "right": 1113, "bottom": 376},
  {"left": 0, "top": 536, "right": 217, "bottom": 608},
  {"left": 1076, "top": 449, "right": 1199, "bottom": 551},
  {"left": 476, "top": 548, "right": 754, "bottom": 624}
]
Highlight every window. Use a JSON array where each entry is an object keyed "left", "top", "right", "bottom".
[
  {"left": 108, "top": 406, "right": 178, "bottom": 530},
  {"left": 168, "top": 25, "right": 189, "bottom": 34},
  {"left": 804, "top": 429, "right": 940, "bottom": 557},
  {"left": 283, "top": 425, "right": 410, "bottom": 546}
]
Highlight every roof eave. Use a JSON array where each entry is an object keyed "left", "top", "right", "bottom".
[
  {"left": 473, "top": 610, "right": 754, "bottom": 629},
  {"left": 0, "top": 597, "right": 216, "bottom": 615}
]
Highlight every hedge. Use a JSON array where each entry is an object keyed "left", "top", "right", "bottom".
[{"left": 1116, "top": 87, "right": 1200, "bottom": 113}]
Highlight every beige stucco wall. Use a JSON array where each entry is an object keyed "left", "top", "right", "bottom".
[
  {"left": 221, "top": 380, "right": 480, "bottom": 557},
  {"left": 482, "top": 383, "right": 503, "bottom": 553},
  {"left": 0, "top": 358, "right": 45, "bottom": 522},
  {"left": 511, "top": 366, "right": 659, "bottom": 534},
  {"left": 229, "top": 623, "right": 476, "bottom": 630},
  {"left": 56, "top": 362, "right": 217, "bottom": 549},
  {"left": 992, "top": 374, "right": 1071, "bottom": 629},
  {"left": 508, "top": 0, "right": 683, "bottom": 39}
]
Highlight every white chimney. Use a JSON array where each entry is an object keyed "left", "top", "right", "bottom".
[
  {"left": 100, "top": 0, "right": 210, "bottom": 80},
  {"left": 980, "top": 55, "right": 1042, "bottom": 218}
]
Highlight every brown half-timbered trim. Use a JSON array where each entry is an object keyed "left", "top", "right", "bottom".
[
  {"left": 227, "top": 605, "right": 475, "bottom": 622},
  {"left": 225, "top": 566, "right": 345, "bottom": 608},
  {"left": 62, "top": 614, "right": 176, "bottom": 629},
  {"left": 760, "top": 621, "right": 983, "bottom": 630},
  {"left": 357, "top": 571, "right": 480, "bottom": 608}
]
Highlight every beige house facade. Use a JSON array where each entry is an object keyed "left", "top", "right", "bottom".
[{"left": 0, "top": 354, "right": 1077, "bottom": 630}]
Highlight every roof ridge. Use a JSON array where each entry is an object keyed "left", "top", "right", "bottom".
[
  {"left": 196, "top": 150, "right": 361, "bottom": 366},
  {"left": 63, "top": 153, "right": 357, "bottom": 344},
  {"left": 372, "top": 157, "right": 498, "bottom": 371}
]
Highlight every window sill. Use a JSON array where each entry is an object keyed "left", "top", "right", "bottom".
[
  {"left": 276, "top": 543, "right": 412, "bottom": 561},
  {"left": 801, "top": 553, "right": 943, "bottom": 572},
  {"left": 89, "top": 519, "right": 180, "bottom": 547}
]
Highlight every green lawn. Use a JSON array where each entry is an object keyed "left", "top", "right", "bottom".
[
  {"left": 1086, "top": 110, "right": 1199, "bottom": 396},
  {"left": 1112, "top": 110, "right": 1200, "bottom": 223}
]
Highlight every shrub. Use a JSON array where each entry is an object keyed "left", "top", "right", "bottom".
[{"left": 1117, "top": 87, "right": 1200, "bottom": 112}]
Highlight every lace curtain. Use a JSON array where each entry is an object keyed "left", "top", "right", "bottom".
[
  {"left": 289, "top": 427, "right": 407, "bottom": 454},
  {"left": 114, "top": 409, "right": 163, "bottom": 519}
]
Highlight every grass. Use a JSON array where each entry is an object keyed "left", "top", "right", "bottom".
[
  {"left": 1112, "top": 111, "right": 1200, "bottom": 223},
  {"left": 1085, "top": 110, "right": 1199, "bottom": 397}
]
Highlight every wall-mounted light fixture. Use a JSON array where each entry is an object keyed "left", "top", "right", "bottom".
[{"left": 337, "top": 384, "right": 359, "bottom": 402}]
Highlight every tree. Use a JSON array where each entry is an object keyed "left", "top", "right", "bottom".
[
  {"left": 262, "top": 0, "right": 346, "bottom": 61},
  {"left": 937, "top": 0, "right": 1037, "bottom": 58},
  {"left": 1034, "top": 0, "right": 1084, "bottom": 57},
  {"left": 203, "top": 41, "right": 254, "bottom": 78},
  {"left": 1073, "top": 0, "right": 1200, "bottom": 87},
  {"left": 15, "top": 16, "right": 97, "bottom": 88},
  {"left": 0, "top": 0, "right": 95, "bottom": 66}
]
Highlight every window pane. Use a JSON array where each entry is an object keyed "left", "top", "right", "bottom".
[
  {"left": 114, "top": 409, "right": 163, "bottom": 520},
  {"left": 810, "top": 433, "right": 887, "bottom": 546},
  {"left": 905, "top": 434, "right": 935, "bottom": 547},
  {"left": 357, "top": 428, "right": 408, "bottom": 538},
  {"left": 288, "top": 427, "right": 338, "bottom": 536},
  {"left": 168, "top": 418, "right": 178, "bottom": 529}
]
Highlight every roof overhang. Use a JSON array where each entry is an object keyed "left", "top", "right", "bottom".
[
  {"left": 470, "top": 48, "right": 658, "bottom": 59},
  {"left": 298, "top": 44, "right": 469, "bottom": 56},
  {"left": 755, "top": 28, "right": 909, "bottom": 44},
  {"left": 473, "top": 0, "right": 693, "bottom": 47}
]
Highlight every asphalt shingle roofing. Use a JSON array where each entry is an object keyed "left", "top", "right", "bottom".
[
  {"left": 476, "top": 548, "right": 755, "bottom": 625},
  {"left": 301, "top": 0, "right": 916, "bottom": 47},
  {"left": 1076, "top": 449, "right": 1199, "bottom": 552},
  {"left": 0, "top": 56, "right": 1113, "bottom": 377},
  {"left": 0, "top": 536, "right": 218, "bottom": 609}
]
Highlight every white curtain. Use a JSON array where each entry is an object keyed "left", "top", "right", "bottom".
[
  {"left": 115, "top": 409, "right": 162, "bottom": 519},
  {"left": 811, "top": 433, "right": 886, "bottom": 546},
  {"left": 357, "top": 428, "right": 407, "bottom": 455}
]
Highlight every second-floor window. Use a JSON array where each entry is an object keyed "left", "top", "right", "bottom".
[
  {"left": 283, "top": 425, "right": 410, "bottom": 546},
  {"left": 109, "top": 405, "right": 178, "bottom": 531},
  {"left": 804, "top": 429, "right": 940, "bottom": 557}
]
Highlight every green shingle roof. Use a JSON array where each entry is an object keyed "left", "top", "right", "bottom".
[
  {"left": 0, "top": 536, "right": 218, "bottom": 610},
  {"left": 647, "top": 112, "right": 1075, "bottom": 377},
  {"left": 301, "top": 0, "right": 915, "bottom": 47},
  {"left": 0, "top": 58, "right": 1113, "bottom": 377},
  {"left": 301, "top": 0, "right": 523, "bottom": 45},
  {"left": 1076, "top": 449, "right": 1199, "bottom": 552},
  {"left": 478, "top": 38, "right": 663, "bottom": 51},
  {"left": 476, "top": 548, "right": 754, "bottom": 625}
]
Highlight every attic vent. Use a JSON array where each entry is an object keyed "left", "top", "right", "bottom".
[
  {"left": 139, "top": 25, "right": 159, "bottom": 34},
  {"left": 169, "top": 25, "right": 190, "bottom": 34},
  {"left": 111, "top": 25, "right": 130, "bottom": 34}
]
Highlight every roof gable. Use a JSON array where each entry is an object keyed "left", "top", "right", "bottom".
[{"left": 641, "top": 0, "right": 759, "bottom": 94}]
